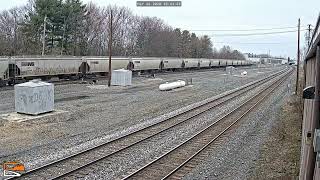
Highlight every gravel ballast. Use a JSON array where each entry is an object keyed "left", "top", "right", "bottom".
[
  {"left": 82, "top": 72, "right": 283, "bottom": 179},
  {"left": 0, "top": 66, "right": 285, "bottom": 176},
  {"left": 182, "top": 70, "right": 295, "bottom": 179}
]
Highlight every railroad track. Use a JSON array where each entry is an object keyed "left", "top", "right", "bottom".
[
  {"left": 0, "top": 68, "right": 224, "bottom": 90},
  {"left": 122, "top": 68, "right": 293, "bottom": 180},
  {"left": 11, "top": 68, "right": 290, "bottom": 180},
  {"left": 0, "top": 65, "right": 274, "bottom": 90},
  {"left": 0, "top": 78, "right": 100, "bottom": 91},
  {"left": 154, "top": 66, "right": 278, "bottom": 77}
]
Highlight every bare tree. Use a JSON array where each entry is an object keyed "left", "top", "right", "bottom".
[
  {"left": 0, "top": 6, "right": 28, "bottom": 56},
  {"left": 0, "top": 1, "right": 246, "bottom": 59}
]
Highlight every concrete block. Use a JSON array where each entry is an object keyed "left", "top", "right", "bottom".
[
  {"left": 14, "top": 79, "right": 54, "bottom": 115},
  {"left": 111, "top": 69, "right": 132, "bottom": 86},
  {"left": 226, "top": 66, "right": 235, "bottom": 75}
]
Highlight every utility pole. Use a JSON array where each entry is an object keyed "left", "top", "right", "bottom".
[
  {"left": 307, "top": 24, "right": 312, "bottom": 46},
  {"left": 303, "top": 24, "right": 312, "bottom": 90},
  {"left": 61, "top": 17, "right": 66, "bottom": 55},
  {"left": 108, "top": 10, "right": 113, "bottom": 87},
  {"left": 42, "top": 15, "right": 47, "bottom": 56},
  {"left": 13, "top": 13, "right": 17, "bottom": 56},
  {"left": 296, "top": 18, "right": 300, "bottom": 94}
]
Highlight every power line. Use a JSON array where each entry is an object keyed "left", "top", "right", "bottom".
[
  {"left": 209, "top": 29, "right": 307, "bottom": 37},
  {"left": 190, "top": 26, "right": 307, "bottom": 32},
  {"left": 213, "top": 42, "right": 295, "bottom": 44}
]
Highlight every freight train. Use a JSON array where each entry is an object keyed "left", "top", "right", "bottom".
[{"left": 0, "top": 56, "right": 252, "bottom": 86}]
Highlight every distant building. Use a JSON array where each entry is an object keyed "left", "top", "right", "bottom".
[
  {"left": 266, "top": 57, "right": 285, "bottom": 64},
  {"left": 243, "top": 53, "right": 261, "bottom": 63},
  {"left": 244, "top": 53, "right": 287, "bottom": 64}
]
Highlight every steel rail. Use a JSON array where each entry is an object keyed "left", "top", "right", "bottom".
[
  {"left": 122, "top": 68, "right": 292, "bottom": 180},
  {"left": 11, "top": 68, "right": 288, "bottom": 180},
  {"left": 161, "top": 68, "right": 293, "bottom": 180},
  {"left": 47, "top": 69, "right": 289, "bottom": 180},
  {"left": 0, "top": 65, "right": 266, "bottom": 89}
]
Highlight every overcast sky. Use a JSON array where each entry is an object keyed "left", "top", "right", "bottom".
[{"left": 1, "top": 0, "right": 319, "bottom": 58}]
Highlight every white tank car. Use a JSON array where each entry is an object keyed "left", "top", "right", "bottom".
[
  {"left": 12, "top": 57, "right": 82, "bottom": 78},
  {"left": 218, "top": 59, "right": 228, "bottom": 67},
  {"left": 225, "top": 59, "right": 235, "bottom": 66},
  {"left": 131, "top": 57, "right": 161, "bottom": 71},
  {"left": 85, "top": 57, "right": 130, "bottom": 73},
  {"left": 0, "top": 56, "right": 252, "bottom": 86},
  {"left": 210, "top": 59, "right": 220, "bottom": 67},
  {"left": 0, "top": 58, "right": 8, "bottom": 81},
  {"left": 183, "top": 58, "right": 199, "bottom": 68},
  {"left": 199, "top": 59, "right": 211, "bottom": 68},
  {"left": 161, "top": 58, "right": 183, "bottom": 70},
  {"left": 0, "top": 56, "right": 131, "bottom": 81}
]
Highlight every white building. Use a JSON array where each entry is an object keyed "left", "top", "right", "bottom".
[
  {"left": 244, "top": 53, "right": 287, "bottom": 64},
  {"left": 243, "top": 53, "right": 265, "bottom": 63}
]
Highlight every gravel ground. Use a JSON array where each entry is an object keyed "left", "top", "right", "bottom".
[
  {"left": 83, "top": 69, "right": 284, "bottom": 179},
  {"left": 0, "top": 65, "right": 284, "bottom": 174},
  {"left": 182, "top": 70, "right": 295, "bottom": 180}
]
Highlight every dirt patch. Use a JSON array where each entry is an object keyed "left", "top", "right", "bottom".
[
  {"left": 55, "top": 95, "right": 89, "bottom": 102},
  {"left": 249, "top": 95, "right": 302, "bottom": 179}
]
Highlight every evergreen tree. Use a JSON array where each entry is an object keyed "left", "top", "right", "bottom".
[
  {"left": 1, "top": 1, "right": 246, "bottom": 59},
  {"left": 22, "top": 0, "right": 86, "bottom": 55}
]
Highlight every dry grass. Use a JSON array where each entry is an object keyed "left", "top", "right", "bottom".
[
  {"left": 249, "top": 95, "right": 302, "bottom": 180},
  {"left": 250, "top": 68, "right": 303, "bottom": 180}
]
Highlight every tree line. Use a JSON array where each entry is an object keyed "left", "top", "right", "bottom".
[{"left": 0, "top": 0, "right": 245, "bottom": 60}]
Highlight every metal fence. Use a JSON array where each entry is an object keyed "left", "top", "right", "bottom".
[
  {"left": 300, "top": 13, "right": 320, "bottom": 180},
  {"left": 307, "top": 13, "right": 320, "bottom": 55}
]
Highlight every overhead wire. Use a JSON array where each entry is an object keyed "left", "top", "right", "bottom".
[
  {"left": 188, "top": 25, "right": 307, "bottom": 57},
  {"left": 189, "top": 26, "right": 308, "bottom": 32},
  {"left": 209, "top": 29, "right": 307, "bottom": 37},
  {"left": 213, "top": 42, "right": 294, "bottom": 44}
]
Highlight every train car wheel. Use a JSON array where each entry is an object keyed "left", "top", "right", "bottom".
[
  {"left": 8, "top": 79, "right": 15, "bottom": 86},
  {"left": 0, "top": 80, "right": 6, "bottom": 87}
]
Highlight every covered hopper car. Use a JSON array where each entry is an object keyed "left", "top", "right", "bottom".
[{"left": 0, "top": 56, "right": 252, "bottom": 86}]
